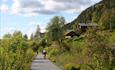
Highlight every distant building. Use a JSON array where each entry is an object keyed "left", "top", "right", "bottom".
[
  {"left": 78, "top": 23, "right": 98, "bottom": 32},
  {"left": 65, "top": 30, "right": 80, "bottom": 38},
  {"left": 65, "top": 31, "right": 77, "bottom": 38},
  {"left": 65, "top": 23, "right": 98, "bottom": 38}
]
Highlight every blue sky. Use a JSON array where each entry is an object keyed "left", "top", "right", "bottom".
[{"left": 0, "top": 0, "right": 101, "bottom": 38}]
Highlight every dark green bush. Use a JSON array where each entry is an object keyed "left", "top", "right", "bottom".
[{"left": 80, "top": 64, "right": 94, "bottom": 70}]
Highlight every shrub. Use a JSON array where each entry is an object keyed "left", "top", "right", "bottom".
[
  {"left": 0, "top": 32, "right": 35, "bottom": 70},
  {"left": 80, "top": 64, "right": 94, "bottom": 70},
  {"left": 64, "top": 63, "right": 80, "bottom": 70},
  {"left": 48, "top": 47, "right": 59, "bottom": 57}
]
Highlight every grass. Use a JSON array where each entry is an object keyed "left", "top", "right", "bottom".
[
  {"left": 46, "top": 38, "right": 85, "bottom": 70},
  {"left": 109, "top": 31, "right": 115, "bottom": 43},
  {"left": 46, "top": 30, "right": 115, "bottom": 70}
]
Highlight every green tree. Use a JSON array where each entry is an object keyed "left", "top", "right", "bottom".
[
  {"left": 34, "top": 25, "right": 40, "bottom": 40},
  {"left": 23, "top": 34, "right": 28, "bottom": 40},
  {"left": 30, "top": 25, "right": 40, "bottom": 50},
  {"left": 109, "top": 8, "right": 115, "bottom": 30},
  {"left": 46, "top": 16, "right": 65, "bottom": 44},
  {"left": 8, "top": 31, "right": 29, "bottom": 52},
  {"left": 3, "top": 34, "right": 12, "bottom": 38},
  {"left": 30, "top": 33, "right": 34, "bottom": 40},
  {"left": 39, "top": 38, "right": 47, "bottom": 48}
]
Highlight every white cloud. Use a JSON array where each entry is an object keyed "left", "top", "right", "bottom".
[
  {"left": 11, "top": 0, "right": 102, "bottom": 16},
  {"left": 11, "top": 0, "right": 43, "bottom": 15},
  {"left": 0, "top": 4, "right": 9, "bottom": 13}
]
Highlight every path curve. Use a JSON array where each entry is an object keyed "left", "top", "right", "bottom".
[{"left": 30, "top": 54, "right": 62, "bottom": 70}]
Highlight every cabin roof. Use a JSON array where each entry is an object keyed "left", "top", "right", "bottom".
[
  {"left": 65, "top": 31, "right": 77, "bottom": 36},
  {"left": 79, "top": 23, "right": 98, "bottom": 26}
]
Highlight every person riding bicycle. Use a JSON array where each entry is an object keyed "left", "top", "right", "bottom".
[{"left": 42, "top": 49, "right": 47, "bottom": 59}]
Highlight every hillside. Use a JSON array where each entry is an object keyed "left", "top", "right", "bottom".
[{"left": 66, "top": 0, "right": 115, "bottom": 30}]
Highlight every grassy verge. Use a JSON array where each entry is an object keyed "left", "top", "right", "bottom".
[{"left": 46, "top": 31, "right": 115, "bottom": 70}]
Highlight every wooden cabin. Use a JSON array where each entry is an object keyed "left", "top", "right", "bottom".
[
  {"left": 65, "top": 31, "right": 80, "bottom": 38},
  {"left": 65, "top": 23, "right": 98, "bottom": 38},
  {"left": 78, "top": 23, "right": 98, "bottom": 32}
]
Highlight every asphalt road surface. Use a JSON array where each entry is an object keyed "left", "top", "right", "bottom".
[{"left": 30, "top": 54, "right": 62, "bottom": 70}]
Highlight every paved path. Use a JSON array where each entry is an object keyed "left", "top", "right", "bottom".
[{"left": 30, "top": 54, "right": 62, "bottom": 70}]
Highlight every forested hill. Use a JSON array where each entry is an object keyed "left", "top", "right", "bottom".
[{"left": 66, "top": 0, "right": 115, "bottom": 29}]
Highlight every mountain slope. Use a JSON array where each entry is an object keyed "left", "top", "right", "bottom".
[{"left": 66, "top": 0, "right": 115, "bottom": 30}]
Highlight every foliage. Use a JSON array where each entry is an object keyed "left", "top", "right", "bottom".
[
  {"left": 39, "top": 38, "right": 47, "bottom": 48},
  {"left": 32, "top": 25, "right": 40, "bottom": 40},
  {"left": 0, "top": 31, "right": 35, "bottom": 70},
  {"left": 109, "top": 31, "right": 115, "bottom": 43},
  {"left": 64, "top": 63, "right": 79, "bottom": 70},
  {"left": 99, "top": 9, "right": 111, "bottom": 29},
  {"left": 47, "top": 27, "right": 115, "bottom": 70},
  {"left": 46, "top": 16, "right": 65, "bottom": 43},
  {"left": 48, "top": 47, "right": 59, "bottom": 57},
  {"left": 83, "top": 28, "right": 113, "bottom": 70},
  {"left": 80, "top": 64, "right": 93, "bottom": 70},
  {"left": 65, "top": 0, "right": 115, "bottom": 30}
]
